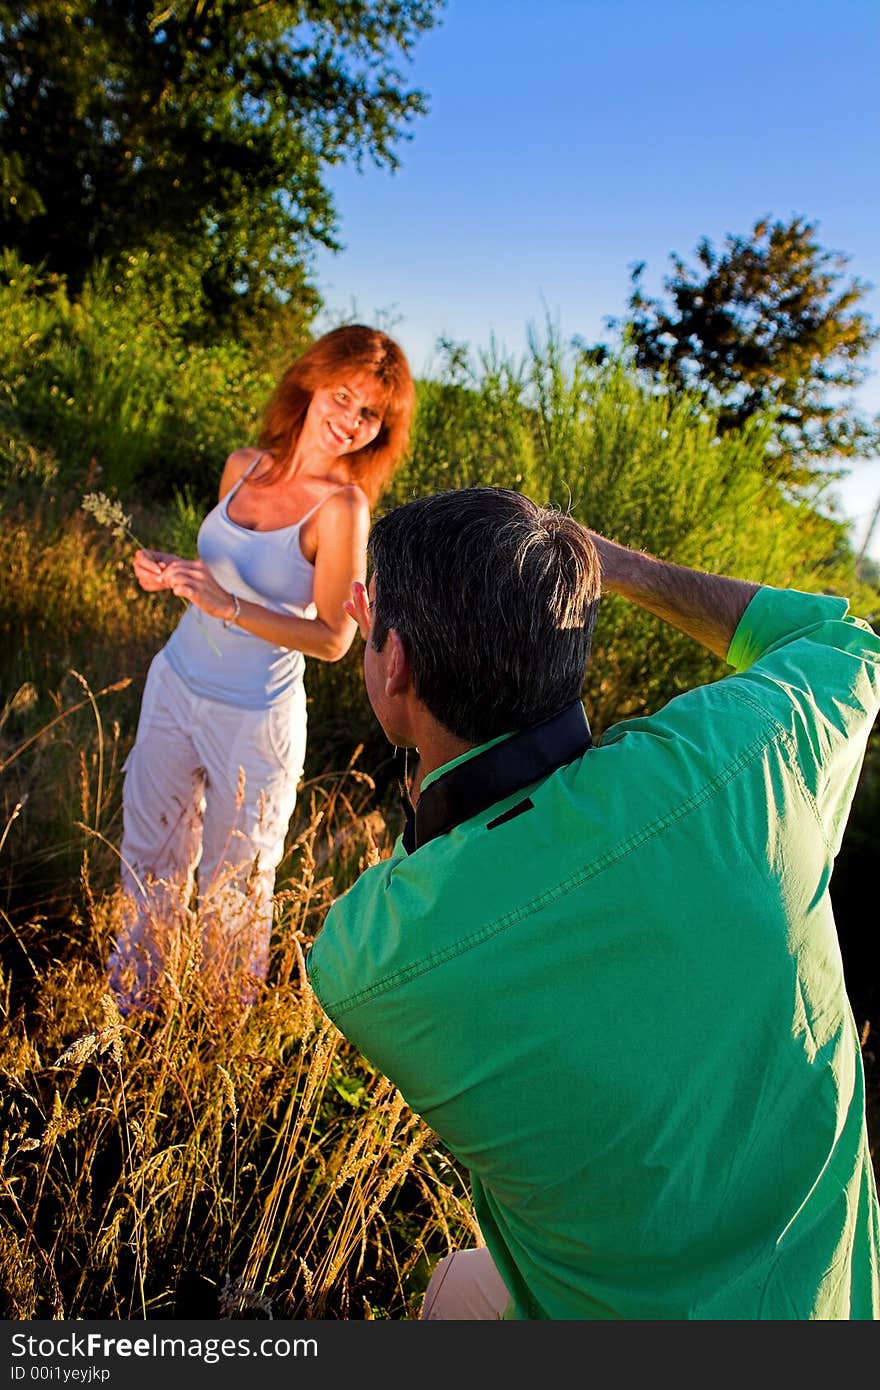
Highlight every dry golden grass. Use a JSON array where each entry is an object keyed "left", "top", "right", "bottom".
[
  {"left": 0, "top": 660, "right": 478, "bottom": 1320},
  {"left": 0, "top": 797, "right": 479, "bottom": 1321}
]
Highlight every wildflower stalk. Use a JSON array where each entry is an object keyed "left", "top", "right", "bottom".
[{"left": 80, "top": 492, "right": 142, "bottom": 548}]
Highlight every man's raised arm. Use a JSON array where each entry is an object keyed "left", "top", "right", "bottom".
[{"left": 587, "top": 532, "right": 761, "bottom": 663}]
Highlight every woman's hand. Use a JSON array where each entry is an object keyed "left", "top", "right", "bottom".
[
  {"left": 160, "top": 558, "right": 236, "bottom": 621},
  {"left": 133, "top": 549, "right": 180, "bottom": 592}
]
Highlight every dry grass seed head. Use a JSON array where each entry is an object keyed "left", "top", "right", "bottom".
[
  {"left": 41, "top": 1089, "right": 80, "bottom": 1145},
  {"left": 54, "top": 1032, "right": 101, "bottom": 1068},
  {"left": 367, "top": 1129, "right": 431, "bottom": 1221},
  {"left": 218, "top": 1274, "right": 273, "bottom": 1319},
  {"left": 94, "top": 1208, "right": 126, "bottom": 1267},
  {"left": 12, "top": 1136, "right": 42, "bottom": 1158},
  {"left": 0, "top": 1228, "right": 39, "bottom": 1317},
  {"left": 217, "top": 1065, "right": 238, "bottom": 1117},
  {"left": 360, "top": 813, "right": 384, "bottom": 870},
  {"left": 300, "top": 1021, "right": 338, "bottom": 1112},
  {"left": 382, "top": 1087, "right": 406, "bottom": 1137},
  {"left": 54, "top": 991, "right": 125, "bottom": 1070},
  {"left": 97, "top": 993, "right": 124, "bottom": 1063},
  {"left": 298, "top": 1258, "right": 315, "bottom": 1318}
]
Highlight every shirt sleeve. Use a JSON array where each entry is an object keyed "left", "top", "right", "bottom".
[
  {"left": 726, "top": 585, "right": 880, "bottom": 854},
  {"left": 727, "top": 586, "right": 866, "bottom": 672}
]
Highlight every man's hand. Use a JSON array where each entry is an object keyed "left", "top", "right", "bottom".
[{"left": 343, "top": 580, "right": 373, "bottom": 643}]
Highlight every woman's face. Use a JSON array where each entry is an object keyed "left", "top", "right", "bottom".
[{"left": 300, "top": 370, "right": 386, "bottom": 461}]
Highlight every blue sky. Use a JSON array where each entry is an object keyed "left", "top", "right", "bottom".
[{"left": 311, "top": 0, "right": 880, "bottom": 560}]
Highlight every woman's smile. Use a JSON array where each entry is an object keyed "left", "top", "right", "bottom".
[{"left": 302, "top": 373, "right": 386, "bottom": 460}]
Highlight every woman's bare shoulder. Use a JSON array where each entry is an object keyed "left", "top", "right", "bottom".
[
  {"left": 328, "top": 481, "right": 370, "bottom": 509},
  {"left": 219, "top": 447, "right": 269, "bottom": 497},
  {"left": 317, "top": 482, "right": 371, "bottom": 527}
]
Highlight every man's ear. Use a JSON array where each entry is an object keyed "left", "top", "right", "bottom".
[{"left": 384, "top": 629, "right": 412, "bottom": 697}]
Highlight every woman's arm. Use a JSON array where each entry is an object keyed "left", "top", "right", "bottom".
[{"left": 160, "top": 486, "right": 371, "bottom": 662}]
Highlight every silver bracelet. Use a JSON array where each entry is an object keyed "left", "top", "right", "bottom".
[{"left": 223, "top": 593, "right": 241, "bottom": 628}]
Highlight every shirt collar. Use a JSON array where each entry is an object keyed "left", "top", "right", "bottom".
[{"left": 400, "top": 699, "right": 592, "bottom": 853}]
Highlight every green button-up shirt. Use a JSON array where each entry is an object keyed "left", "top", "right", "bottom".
[{"left": 307, "top": 586, "right": 880, "bottom": 1319}]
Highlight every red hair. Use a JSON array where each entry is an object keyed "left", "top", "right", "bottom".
[{"left": 256, "top": 324, "right": 415, "bottom": 507}]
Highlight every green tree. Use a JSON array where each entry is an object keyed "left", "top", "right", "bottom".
[
  {"left": 614, "top": 217, "right": 880, "bottom": 483},
  {"left": 0, "top": 0, "right": 442, "bottom": 336}
]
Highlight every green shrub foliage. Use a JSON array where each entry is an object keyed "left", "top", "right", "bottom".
[{"left": 0, "top": 251, "right": 276, "bottom": 501}]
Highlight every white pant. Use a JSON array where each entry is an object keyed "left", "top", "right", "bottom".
[
  {"left": 107, "top": 650, "right": 306, "bottom": 1011},
  {"left": 419, "top": 1248, "right": 511, "bottom": 1320}
]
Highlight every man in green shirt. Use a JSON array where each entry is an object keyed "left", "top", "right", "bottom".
[{"left": 306, "top": 486, "right": 880, "bottom": 1320}]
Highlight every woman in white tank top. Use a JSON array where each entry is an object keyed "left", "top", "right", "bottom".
[{"left": 107, "top": 325, "right": 415, "bottom": 1014}]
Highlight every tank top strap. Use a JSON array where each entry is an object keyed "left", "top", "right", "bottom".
[
  {"left": 228, "top": 451, "right": 266, "bottom": 498},
  {"left": 295, "top": 483, "right": 355, "bottom": 529}
]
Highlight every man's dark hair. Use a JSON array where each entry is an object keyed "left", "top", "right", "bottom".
[{"left": 368, "top": 487, "right": 602, "bottom": 742}]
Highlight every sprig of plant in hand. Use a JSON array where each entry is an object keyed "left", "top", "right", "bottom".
[
  {"left": 81, "top": 491, "right": 141, "bottom": 546},
  {"left": 82, "top": 492, "right": 222, "bottom": 656}
]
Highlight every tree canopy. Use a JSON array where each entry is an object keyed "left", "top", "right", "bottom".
[
  {"left": 0, "top": 1, "right": 442, "bottom": 335},
  {"left": 614, "top": 217, "right": 879, "bottom": 482}
]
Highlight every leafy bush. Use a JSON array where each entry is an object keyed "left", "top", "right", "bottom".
[{"left": 0, "top": 251, "right": 275, "bottom": 502}]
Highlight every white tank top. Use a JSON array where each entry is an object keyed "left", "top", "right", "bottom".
[{"left": 163, "top": 459, "right": 343, "bottom": 709}]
